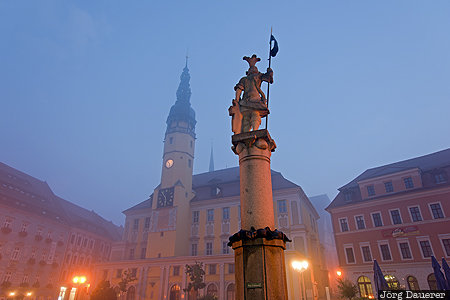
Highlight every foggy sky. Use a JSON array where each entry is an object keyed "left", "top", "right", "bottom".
[{"left": 1, "top": 1, "right": 449, "bottom": 225}]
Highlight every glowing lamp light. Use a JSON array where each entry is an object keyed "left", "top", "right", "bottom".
[
  {"left": 291, "top": 260, "right": 309, "bottom": 272},
  {"left": 336, "top": 270, "right": 342, "bottom": 277},
  {"left": 368, "top": 296, "right": 374, "bottom": 299},
  {"left": 9, "top": 292, "right": 16, "bottom": 296},
  {"left": 73, "top": 276, "right": 87, "bottom": 284},
  {"left": 26, "top": 292, "right": 33, "bottom": 296}
]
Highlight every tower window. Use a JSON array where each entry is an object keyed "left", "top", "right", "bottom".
[
  {"left": 188, "top": 159, "right": 192, "bottom": 168},
  {"left": 169, "top": 137, "right": 173, "bottom": 144},
  {"left": 190, "top": 141, "right": 193, "bottom": 148}
]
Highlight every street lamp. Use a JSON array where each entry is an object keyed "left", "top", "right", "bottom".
[
  {"left": 292, "top": 260, "right": 309, "bottom": 300},
  {"left": 336, "top": 270, "right": 342, "bottom": 277},
  {"left": 72, "top": 275, "right": 88, "bottom": 300}
]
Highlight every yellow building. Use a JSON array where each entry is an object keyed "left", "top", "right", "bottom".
[{"left": 93, "top": 63, "right": 329, "bottom": 300}]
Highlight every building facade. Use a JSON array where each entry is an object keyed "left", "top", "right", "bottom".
[
  {"left": 93, "top": 63, "right": 330, "bottom": 300},
  {"left": 0, "top": 162, "right": 122, "bottom": 300},
  {"left": 327, "top": 149, "right": 450, "bottom": 298}
]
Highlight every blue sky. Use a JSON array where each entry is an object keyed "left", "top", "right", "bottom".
[{"left": 1, "top": 1, "right": 449, "bottom": 225}]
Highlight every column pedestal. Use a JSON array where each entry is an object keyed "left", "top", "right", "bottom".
[{"left": 232, "top": 238, "right": 288, "bottom": 300}]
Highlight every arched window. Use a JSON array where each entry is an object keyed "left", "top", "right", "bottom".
[
  {"left": 227, "top": 283, "right": 235, "bottom": 300},
  {"left": 428, "top": 273, "right": 437, "bottom": 290},
  {"left": 170, "top": 284, "right": 181, "bottom": 300},
  {"left": 384, "top": 274, "right": 400, "bottom": 290},
  {"left": 126, "top": 286, "right": 135, "bottom": 300},
  {"left": 206, "top": 283, "right": 218, "bottom": 297},
  {"left": 357, "top": 276, "right": 373, "bottom": 298},
  {"left": 407, "top": 276, "right": 420, "bottom": 290}
]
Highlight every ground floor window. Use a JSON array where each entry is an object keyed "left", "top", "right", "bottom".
[
  {"left": 384, "top": 274, "right": 400, "bottom": 289},
  {"left": 407, "top": 276, "right": 420, "bottom": 290},
  {"left": 357, "top": 276, "right": 373, "bottom": 298},
  {"left": 427, "top": 273, "right": 437, "bottom": 290},
  {"left": 170, "top": 284, "right": 181, "bottom": 300},
  {"left": 126, "top": 286, "right": 135, "bottom": 300},
  {"left": 207, "top": 283, "right": 218, "bottom": 297},
  {"left": 227, "top": 283, "right": 235, "bottom": 300}
]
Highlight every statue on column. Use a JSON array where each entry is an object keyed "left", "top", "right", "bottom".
[{"left": 229, "top": 55, "right": 273, "bottom": 134}]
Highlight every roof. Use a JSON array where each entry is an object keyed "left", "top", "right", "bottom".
[
  {"left": 339, "top": 148, "right": 450, "bottom": 190},
  {"left": 123, "top": 167, "right": 300, "bottom": 213},
  {"left": 123, "top": 194, "right": 153, "bottom": 213},
  {"left": 191, "top": 166, "right": 299, "bottom": 202},
  {"left": 0, "top": 162, "right": 122, "bottom": 241},
  {"left": 327, "top": 148, "right": 450, "bottom": 210}
]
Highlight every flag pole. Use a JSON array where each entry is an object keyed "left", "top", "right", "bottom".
[{"left": 265, "top": 27, "right": 273, "bottom": 130}]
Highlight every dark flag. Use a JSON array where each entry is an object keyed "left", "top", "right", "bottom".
[{"left": 270, "top": 35, "right": 279, "bottom": 57}]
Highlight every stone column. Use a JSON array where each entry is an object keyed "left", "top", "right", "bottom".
[{"left": 230, "top": 129, "right": 289, "bottom": 300}]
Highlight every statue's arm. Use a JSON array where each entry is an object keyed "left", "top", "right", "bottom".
[
  {"left": 234, "top": 78, "right": 245, "bottom": 101},
  {"left": 261, "top": 68, "right": 274, "bottom": 84}
]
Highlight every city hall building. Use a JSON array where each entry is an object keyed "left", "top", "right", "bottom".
[
  {"left": 92, "top": 63, "right": 330, "bottom": 300},
  {"left": 327, "top": 149, "right": 450, "bottom": 298}
]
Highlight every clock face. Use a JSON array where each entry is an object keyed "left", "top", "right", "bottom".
[
  {"left": 165, "top": 159, "right": 174, "bottom": 168},
  {"left": 157, "top": 187, "right": 174, "bottom": 208}
]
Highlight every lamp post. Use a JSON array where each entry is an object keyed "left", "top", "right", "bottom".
[
  {"left": 72, "top": 276, "right": 87, "bottom": 300},
  {"left": 292, "top": 260, "right": 309, "bottom": 300}
]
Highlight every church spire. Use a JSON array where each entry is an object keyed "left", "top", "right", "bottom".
[
  {"left": 166, "top": 60, "right": 196, "bottom": 137},
  {"left": 209, "top": 143, "right": 215, "bottom": 172}
]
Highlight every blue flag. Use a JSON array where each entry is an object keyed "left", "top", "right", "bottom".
[{"left": 270, "top": 35, "right": 279, "bottom": 57}]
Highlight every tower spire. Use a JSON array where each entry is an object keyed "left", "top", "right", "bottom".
[
  {"left": 166, "top": 60, "right": 196, "bottom": 137},
  {"left": 209, "top": 142, "right": 215, "bottom": 172}
]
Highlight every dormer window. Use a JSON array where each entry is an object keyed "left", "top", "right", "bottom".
[
  {"left": 404, "top": 177, "right": 414, "bottom": 189},
  {"left": 367, "top": 185, "right": 375, "bottom": 196},
  {"left": 434, "top": 172, "right": 447, "bottom": 184},
  {"left": 344, "top": 191, "right": 352, "bottom": 202},
  {"left": 384, "top": 181, "right": 394, "bottom": 193}
]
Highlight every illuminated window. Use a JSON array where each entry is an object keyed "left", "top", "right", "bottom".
[
  {"left": 407, "top": 276, "right": 420, "bottom": 290},
  {"left": 357, "top": 276, "right": 373, "bottom": 298},
  {"left": 384, "top": 274, "right": 400, "bottom": 289}
]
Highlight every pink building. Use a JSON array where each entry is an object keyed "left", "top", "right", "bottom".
[{"left": 327, "top": 148, "right": 450, "bottom": 298}]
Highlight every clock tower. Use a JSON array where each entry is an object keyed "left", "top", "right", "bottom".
[{"left": 147, "top": 60, "right": 196, "bottom": 257}]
